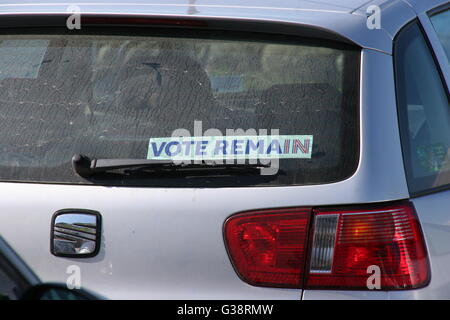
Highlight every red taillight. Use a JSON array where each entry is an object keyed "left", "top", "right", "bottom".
[
  {"left": 224, "top": 208, "right": 311, "bottom": 288},
  {"left": 224, "top": 202, "right": 430, "bottom": 290},
  {"left": 306, "top": 202, "right": 430, "bottom": 289}
]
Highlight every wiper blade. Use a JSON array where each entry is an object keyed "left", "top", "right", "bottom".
[
  {"left": 72, "top": 154, "right": 173, "bottom": 177},
  {"left": 72, "top": 154, "right": 271, "bottom": 177}
]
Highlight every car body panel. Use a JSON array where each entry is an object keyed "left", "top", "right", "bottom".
[
  {"left": 403, "top": 0, "right": 449, "bottom": 14},
  {"left": 0, "top": 0, "right": 416, "bottom": 54},
  {"left": 303, "top": 0, "right": 450, "bottom": 300},
  {"left": 0, "top": 0, "right": 448, "bottom": 299},
  {"left": 0, "top": 47, "right": 411, "bottom": 299},
  {"left": 303, "top": 189, "right": 450, "bottom": 300}
]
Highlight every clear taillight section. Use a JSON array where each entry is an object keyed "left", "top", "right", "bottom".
[
  {"left": 307, "top": 202, "right": 430, "bottom": 289},
  {"left": 224, "top": 202, "right": 430, "bottom": 290},
  {"left": 224, "top": 208, "right": 310, "bottom": 288}
]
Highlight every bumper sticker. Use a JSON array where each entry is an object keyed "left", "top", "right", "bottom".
[{"left": 147, "top": 135, "right": 313, "bottom": 160}]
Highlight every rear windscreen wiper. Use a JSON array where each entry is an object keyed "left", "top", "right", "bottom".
[{"left": 72, "top": 154, "right": 272, "bottom": 177}]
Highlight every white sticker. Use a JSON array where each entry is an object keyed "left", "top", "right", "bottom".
[{"left": 147, "top": 135, "right": 313, "bottom": 160}]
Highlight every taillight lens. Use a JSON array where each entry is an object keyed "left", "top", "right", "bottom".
[
  {"left": 224, "top": 202, "right": 430, "bottom": 290},
  {"left": 224, "top": 208, "right": 310, "bottom": 288},
  {"left": 307, "top": 202, "right": 430, "bottom": 289}
]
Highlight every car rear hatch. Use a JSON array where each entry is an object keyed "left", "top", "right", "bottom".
[{"left": 0, "top": 15, "right": 412, "bottom": 299}]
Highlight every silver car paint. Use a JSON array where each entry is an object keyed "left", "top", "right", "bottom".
[
  {"left": 0, "top": 47, "right": 409, "bottom": 299},
  {"left": 0, "top": 0, "right": 416, "bottom": 54},
  {"left": 303, "top": 189, "right": 450, "bottom": 300},
  {"left": 0, "top": 0, "right": 447, "bottom": 299},
  {"left": 304, "top": 0, "right": 450, "bottom": 300}
]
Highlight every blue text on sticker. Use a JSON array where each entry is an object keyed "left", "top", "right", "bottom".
[{"left": 147, "top": 135, "right": 313, "bottom": 160}]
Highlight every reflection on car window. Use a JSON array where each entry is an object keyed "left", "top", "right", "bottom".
[
  {"left": 395, "top": 22, "right": 450, "bottom": 194},
  {"left": 0, "top": 30, "right": 359, "bottom": 187},
  {"left": 430, "top": 8, "right": 450, "bottom": 63}
]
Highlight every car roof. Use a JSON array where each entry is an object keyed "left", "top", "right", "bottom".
[
  {"left": 0, "top": 0, "right": 426, "bottom": 13},
  {"left": 0, "top": 0, "right": 447, "bottom": 54}
]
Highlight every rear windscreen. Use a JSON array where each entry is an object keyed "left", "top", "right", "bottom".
[{"left": 0, "top": 28, "right": 359, "bottom": 187}]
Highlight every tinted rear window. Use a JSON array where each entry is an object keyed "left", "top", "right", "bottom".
[
  {"left": 0, "top": 28, "right": 359, "bottom": 187},
  {"left": 430, "top": 8, "right": 450, "bottom": 63},
  {"left": 395, "top": 22, "right": 450, "bottom": 195}
]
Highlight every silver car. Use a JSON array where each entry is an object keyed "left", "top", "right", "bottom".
[{"left": 0, "top": 0, "right": 448, "bottom": 300}]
